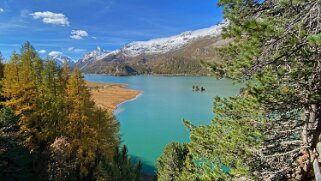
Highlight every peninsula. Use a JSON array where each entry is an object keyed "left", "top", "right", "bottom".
[{"left": 86, "top": 81, "right": 141, "bottom": 112}]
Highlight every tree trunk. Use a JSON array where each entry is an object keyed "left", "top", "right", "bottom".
[
  {"left": 300, "top": 104, "right": 321, "bottom": 180},
  {"left": 313, "top": 154, "right": 321, "bottom": 181}
]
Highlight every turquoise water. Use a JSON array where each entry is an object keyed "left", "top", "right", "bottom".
[{"left": 85, "top": 75, "right": 242, "bottom": 173}]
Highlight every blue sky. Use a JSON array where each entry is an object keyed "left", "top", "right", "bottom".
[{"left": 0, "top": 0, "right": 223, "bottom": 60}]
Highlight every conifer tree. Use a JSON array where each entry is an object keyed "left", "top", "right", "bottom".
[
  {"left": 0, "top": 51, "right": 5, "bottom": 104},
  {"left": 183, "top": 95, "right": 265, "bottom": 180},
  {"left": 174, "top": 0, "right": 321, "bottom": 180},
  {"left": 1, "top": 43, "right": 41, "bottom": 151},
  {"left": 92, "top": 107, "right": 120, "bottom": 160},
  {"left": 37, "top": 59, "right": 64, "bottom": 142},
  {"left": 158, "top": 1, "right": 321, "bottom": 180},
  {"left": 156, "top": 142, "right": 189, "bottom": 181},
  {"left": 215, "top": 0, "right": 321, "bottom": 179},
  {"left": 59, "top": 60, "right": 71, "bottom": 90},
  {"left": 0, "top": 51, "right": 4, "bottom": 80},
  {"left": 0, "top": 43, "right": 128, "bottom": 180},
  {"left": 0, "top": 107, "right": 33, "bottom": 180},
  {"left": 64, "top": 66, "right": 99, "bottom": 178},
  {"left": 98, "top": 145, "right": 142, "bottom": 181},
  {"left": 1, "top": 52, "right": 21, "bottom": 109}
]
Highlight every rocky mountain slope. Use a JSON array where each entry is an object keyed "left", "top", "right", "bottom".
[
  {"left": 77, "top": 46, "right": 110, "bottom": 70},
  {"left": 77, "top": 22, "right": 229, "bottom": 76},
  {"left": 49, "top": 54, "right": 75, "bottom": 67}
]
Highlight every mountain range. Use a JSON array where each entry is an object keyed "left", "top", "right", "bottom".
[{"left": 76, "top": 22, "right": 229, "bottom": 76}]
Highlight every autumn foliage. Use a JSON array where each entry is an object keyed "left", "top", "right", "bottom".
[{"left": 0, "top": 43, "right": 141, "bottom": 180}]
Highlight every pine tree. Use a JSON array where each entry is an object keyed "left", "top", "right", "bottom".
[
  {"left": 157, "top": 1, "right": 321, "bottom": 180},
  {"left": 98, "top": 145, "right": 142, "bottom": 181},
  {"left": 216, "top": 0, "right": 321, "bottom": 179},
  {"left": 156, "top": 142, "right": 189, "bottom": 181},
  {"left": 178, "top": 0, "right": 321, "bottom": 180},
  {"left": 182, "top": 95, "right": 265, "bottom": 180}
]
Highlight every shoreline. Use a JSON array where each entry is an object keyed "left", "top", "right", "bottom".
[
  {"left": 114, "top": 93, "right": 143, "bottom": 115},
  {"left": 86, "top": 81, "right": 142, "bottom": 112},
  {"left": 85, "top": 73, "right": 213, "bottom": 77}
]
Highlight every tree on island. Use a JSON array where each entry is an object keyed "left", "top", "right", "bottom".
[{"left": 195, "top": 86, "right": 200, "bottom": 92}]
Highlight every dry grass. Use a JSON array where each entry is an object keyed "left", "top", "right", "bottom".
[{"left": 86, "top": 81, "right": 141, "bottom": 112}]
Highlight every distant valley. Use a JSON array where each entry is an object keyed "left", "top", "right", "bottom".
[{"left": 76, "top": 22, "right": 229, "bottom": 76}]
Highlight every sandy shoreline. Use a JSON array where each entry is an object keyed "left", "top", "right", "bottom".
[{"left": 86, "top": 81, "right": 141, "bottom": 112}]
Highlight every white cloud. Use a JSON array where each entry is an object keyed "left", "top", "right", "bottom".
[
  {"left": 48, "top": 51, "right": 63, "bottom": 57},
  {"left": 70, "top": 30, "right": 88, "bottom": 40},
  {"left": 38, "top": 49, "right": 47, "bottom": 54},
  {"left": 92, "top": 36, "right": 97, "bottom": 39},
  {"left": 68, "top": 47, "right": 86, "bottom": 53},
  {"left": 0, "top": 8, "right": 4, "bottom": 13},
  {"left": 30, "top": 11, "right": 70, "bottom": 26}
]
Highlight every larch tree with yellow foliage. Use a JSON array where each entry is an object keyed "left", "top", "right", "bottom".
[{"left": 0, "top": 42, "right": 138, "bottom": 180}]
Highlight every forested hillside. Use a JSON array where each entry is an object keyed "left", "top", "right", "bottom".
[{"left": 0, "top": 43, "right": 142, "bottom": 181}]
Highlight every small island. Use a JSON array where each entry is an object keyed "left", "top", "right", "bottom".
[
  {"left": 86, "top": 81, "right": 141, "bottom": 112},
  {"left": 192, "top": 85, "right": 205, "bottom": 92}
]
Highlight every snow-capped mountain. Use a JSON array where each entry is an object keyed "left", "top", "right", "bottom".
[
  {"left": 77, "top": 47, "right": 119, "bottom": 70},
  {"left": 77, "top": 22, "right": 229, "bottom": 75},
  {"left": 119, "top": 21, "right": 227, "bottom": 57},
  {"left": 49, "top": 54, "right": 75, "bottom": 67},
  {"left": 78, "top": 47, "right": 109, "bottom": 64}
]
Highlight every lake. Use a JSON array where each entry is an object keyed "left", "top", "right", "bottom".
[{"left": 85, "top": 75, "right": 242, "bottom": 174}]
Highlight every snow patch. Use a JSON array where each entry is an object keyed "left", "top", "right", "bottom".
[{"left": 119, "top": 22, "right": 227, "bottom": 57}]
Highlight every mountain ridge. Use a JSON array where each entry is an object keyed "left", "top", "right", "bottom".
[
  {"left": 49, "top": 54, "right": 75, "bottom": 67},
  {"left": 77, "top": 22, "right": 228, "bottom": 76}
]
